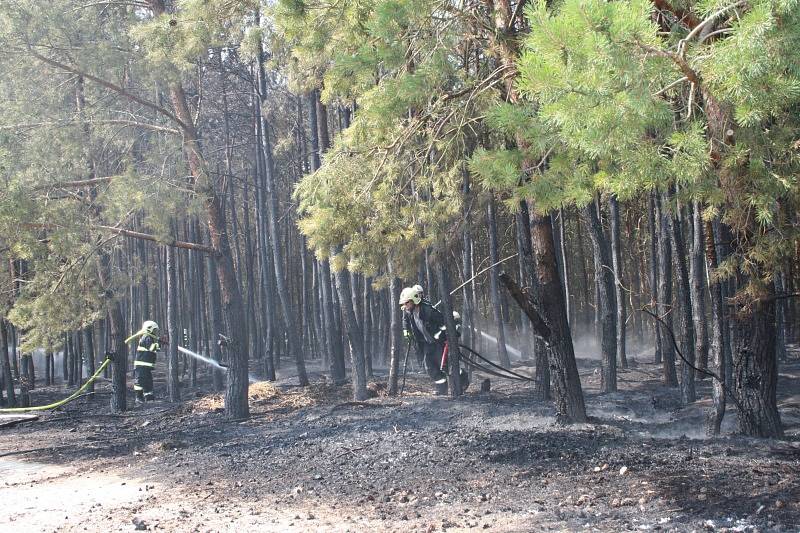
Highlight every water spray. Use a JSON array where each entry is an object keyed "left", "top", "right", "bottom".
[
  {"left": 176, "top": 345, "right": 260, "bottom": 384},
  {"left": 473, "top": 329, "right": 522, "bottom": 358}
]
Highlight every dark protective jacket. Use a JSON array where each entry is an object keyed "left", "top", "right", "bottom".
[
  {"left": 134, "top": 334, "right": 160, "bottom": 369},
  {"left": 403, "top": 300, "right": 447, "bottom": 349}
]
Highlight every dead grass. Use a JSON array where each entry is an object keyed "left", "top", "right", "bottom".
[{"left": 189, "top": 379, "right": 357, "bottom": 415}]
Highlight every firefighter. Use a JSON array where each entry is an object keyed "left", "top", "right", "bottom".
[
  {"left": 133, "top": 320, "right": 161, "bottom": 403},
  {"left": 400, "top": 285, "right": 468, "bottom": 394}
]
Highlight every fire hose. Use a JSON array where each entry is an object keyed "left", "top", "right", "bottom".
[
  {"left": 0, "top": 354, "right": 114, "bottom": 413},
  {"left": 457, "top": 344, "right": 535, "bottom": 382}
]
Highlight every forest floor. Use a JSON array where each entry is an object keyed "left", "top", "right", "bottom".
[{"left": 1, "top": 347, "right": 799, "bottom": 533}]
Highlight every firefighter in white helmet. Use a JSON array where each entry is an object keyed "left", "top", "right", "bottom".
[
  {"left": 131, "top": 320, "right": 162, "bottom": 403},
  {"left": 400, "top": 285, "right": 468, "bottom": 394}
]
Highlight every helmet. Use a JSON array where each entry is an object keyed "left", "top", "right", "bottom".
[
  {"left": 398, "top": 286, "right": 422, "bottom": 307},
  {"left": 142, "top": 320, "right": 160, "bottom": 336},
  {"left": 452, "top": 311, "right": 461, "bottom": 323},
  {"left": 412, "top": 284, "right": 423, "bottom": 297}
]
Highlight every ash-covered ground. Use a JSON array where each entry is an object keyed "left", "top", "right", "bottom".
[{"left": 1, "top": 350, "right": 799, "bottom": 532}]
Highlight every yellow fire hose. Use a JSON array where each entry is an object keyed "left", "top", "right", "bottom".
[
  {"left": 125, "top": 329, "right": 145, "bottom": 344},
  {"left": 0, "top": 356, "right": 112, "bottom": 413}
]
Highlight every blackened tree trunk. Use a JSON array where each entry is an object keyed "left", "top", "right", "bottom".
[
  {"left": 516, "top": 203, "right": 550, "bottom": 400},
  {"left": 557, "top": 207, "right": 571, "bottom": 327},
  {"left": 18, "top": 353, "right": 30, "bottom": 408},
  {"left": 362, "top": 278, "right": 373, "bottom": 378},
  {"left": 321, "top": 259, "right": 345, "bottom": 382},
  {"left": 0, "top": 320, "right": 16, "bottom": 407},
  {"left": 648, "top": 192, "right": 662, "bottom": 364},
  {"left": 332, "top": 260, "right": 368, "bottom": 400},
  {"left": 67, "top": 335, "right": 76, "bottom": 386},
  {"left": 775, "top": 271, "right": 787, "bottom": 362},
  {"left": 253, "top": 96, "right": 276, "bottom": 381},
  {"left": 487, "top": 197, "right": 511, "bottom": 366},
  {"left": 609, "top": 197, "right": 627, "bottom": 369},
  {"left": 655, "top": 193, "right": 678, "bottom": 386},
  {"left": 63, "top": 333, "right": 69, "bottom": 382},
  {"left": 97, "top": 250, "right": 127, "bottom": 412},
  {"left": 166, "top": 244, "right": 180, "bottom": 402},
  {"left": 527, "top": 207, "right": 587, "bottom": 422},
  {"left": 387, "top": 262, "right": 402, "bottom": 395},
  {"left": 241, "top": 183, "right": 259, "bottom": 369},
  {"left": 704, "top": 219, "right": 726, "bottom": 434},
  {"left": 690, "top": 202, "right": 709, "bottom": 372},
  {"left": 664, "top": 192, "right": 696, "bottom": 404},
  {"left": 206, "top": 253, "right": 225, "bottom": 391},
  {"left": 83, "top": 326, "right": 95, "bottom": 396},
  {"left": 582, "top": 201, "right": 617, "bottom": 393},
  {"left": 434, "top": 252, "right": 463, "bottom": 397},
  {"left": 732, "top": 292, "right": 783, "bottom": 437},
  {"left": 43, "top": 351, "right": 51, "bottom": 387},
  {"left": 574, "top": 215, "right": 591, "bottom": 336}
]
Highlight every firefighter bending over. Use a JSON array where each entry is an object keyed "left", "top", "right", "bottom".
[{"left": 400, "top": 285, "right": 468, "bottom": 394}]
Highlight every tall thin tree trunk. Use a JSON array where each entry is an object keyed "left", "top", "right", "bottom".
[
  {"left": 166, "top": 243, "right": 180, "bottom": 402},
  {"left": 83, "top": 326, "right": 95, "bottom": 396},
  {"left": 648, "top": 192, "right": 662, "bottom": 364},
  {"left": 557, "top": 207, "right": 571, "bottom": 327},
  {"left": 0, "top": 320, "right": 16, "bottom": 407},
  {"left": 582, "top": 201, "right": 617, "bottom": 393},
  {"left": 206, "top": 253, "right": 225, "bottom": 391},
  {"left": 655, "top": 193, "right": 678, "bottom": 386},
  {"left": 609, "top": 197, "right": 627, "bottom": 369},
  {"left": 387, "top": 262, "right": 402, "bottom": 395},
  {"left": 690, "top": 201, "right": 709, "bottom": 372},
  {"left": 705, "top": 219, "right": 726, "bottom": 434},
  {"left": 332, "top": 258, "right": 368, "bottom": 401},
  {"left": 665, "top": 191, "right": 695, "bottom": 403},
  {"left": 487, "top": 197, "right": 511, "bottom": 366}
]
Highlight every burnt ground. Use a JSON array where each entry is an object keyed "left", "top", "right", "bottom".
[{"left": 1, "top": 348, "right": 799, "bottom": 533}]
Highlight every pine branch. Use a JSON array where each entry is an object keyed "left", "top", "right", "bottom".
[
  {"left": 635, "top": 42, "right": 702, "bottom": 86},
  {"left": 0, "top": 120, "right": 179, "bottom": 135},
  {"left": 33, "top": 176, "right": 114, "bottom": 191},
  {"left": 21, "top": 223, "right": 217, "bottom": 254},
  {"left": 24, "top": 45, "right": 188, "bottom": 131},
  {"left": 678, "top": 1, "right": 748, "bottom": 57}
]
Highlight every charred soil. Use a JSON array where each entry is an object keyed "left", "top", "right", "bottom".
[{"left": 1, "top": 352, "right": 799, "bottom": 532}]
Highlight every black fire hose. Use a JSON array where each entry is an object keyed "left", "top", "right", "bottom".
[{"left": 458, "top": 344, "right": 535, "bottom": 382}]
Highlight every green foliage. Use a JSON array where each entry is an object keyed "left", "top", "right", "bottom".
[
  {"left": 0, "top": 0, "right": 216, "bottom": 348},
  {"left": 287, "top": 0, "right": 492, "bottom": 278},
  {"left": 471, "top": 0, "right": 800, "bottom": 285}
]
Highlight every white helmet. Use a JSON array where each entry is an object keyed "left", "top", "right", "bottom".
[
  {"left": 398, "top": 286, "right": 422, "bottom": 307},
  {"left": 142, "top": 320, "right": 160, "bottom": 336}
]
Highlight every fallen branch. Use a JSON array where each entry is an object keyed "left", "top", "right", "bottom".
[
  {"left": 0, "top": 414, "right": 39, "bottom": 429},
  {"left": 330, "top": 401, "right": 402, "bottom": 412}
]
